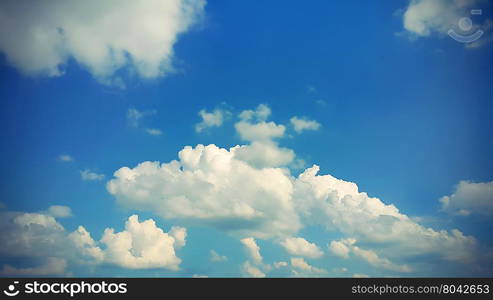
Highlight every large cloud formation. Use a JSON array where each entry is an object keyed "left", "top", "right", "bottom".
[
  {"left": 107, "top": 105, "right": 481, "bottom": 275},
  {"left": 0, "top": 0, "right": 205, "bottom": 85},
  {"left": 0, "top": 208, "right": 186, "bottom": 275}
]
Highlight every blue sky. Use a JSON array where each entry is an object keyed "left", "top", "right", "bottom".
[{"left": 0, "top": 0, "right": 492, "bottom": 277}]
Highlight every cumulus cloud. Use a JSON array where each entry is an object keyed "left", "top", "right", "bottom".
[
  {"left": 290, "top": 257, "right": 326, "bottom": 277},
  {"left": 0, "top": 0, "right": 206, "bottom": 85},
  {"left": 439, "top": 180, "right": 493, "bottom": 216},
  {"left": 80, "top": 169, "right": 105, "bottom": 181},
  {"left": 0, "top": 208, "right": 186, "bottom": 275},
  {"left": 107, "top": 105, "right": 482, "bottom": 274},
  {"left": 400, "top": 0, "right": 493, "bottom": 47},
  {"left": 241, "top": 237, "right": 263, "bottom": 265},
  {"left": 290, "top": 117, "right": 321, "bottom": 134},
  {"left": 329, "top": 240, "right": 350, "bottom": 259},
  {"left": 280, "top": 237, "right": 323, "bottom": 259},
  {"left": 329, "top": 238, "right": 411, "bottom": 273},
  {"left": 241, "top": 261, "right": 266, "bottom": 278},
  {"left": 402, "top": 0, "right": 477, "bottom": 36},
  {"left": 232, "top": 104, "right": 295, "bottom": 168},
  {"left": 195, "top": 108, "right": 230, "bottom": 133},
  {"left": 294, "top": 165, "right": 478, "bottom": 264},
  {"left": 210, "top": 250, "right": 228, "bottom": 262},
  {"left": 101, "top": 215, "right": 183, "bottom": 270},
  {"left": 107, "top": 144, "right": 301, "bottom": 239}
]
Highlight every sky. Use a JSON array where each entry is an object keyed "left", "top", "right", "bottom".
[{"left": 0, "top": 0, "right": 492, "bottom": 278}]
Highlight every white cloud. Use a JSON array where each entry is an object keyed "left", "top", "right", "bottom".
[
  {"left": 169, "top": 226, "right": 187, "bottom": 249},
  {"left": 439, "top": 180, "right": 493, "bottom": 216},
  {"left": 0, "top": 0, "right": 206, "bottom": 85},
  {"left": 235, "top": 120, "right": 285, "bottom": 142},
  {"left": 146, "top": 128, "right": 163, "bottom": 136},
  {"left": 107, "top": 144, "right": 301, "bottom": 239},
  {"left": 274, "top": 261, "right": 288, "bottom": 268},
  {"left": 232, "top": 142, "right": 294, "bottom": 168},
  {"left": 238, "top": 104, "right": 271, "bottom": 122},
  {"left": 80, "top": 169, "right": 105, "bottom": 181},
  {"left": 107, "top": 105, "right": 481, "bottom": 273},
  {"left": 241, "top": 237, "right": 263, "bottom": 265},
  {"left": 353, "top": 273, "right": 369, "bottom": 278},
  {"left": 0, "top": 208, "right": 185, "bottom": 275},
  {"left": 195, "top": 108, "right": 230, "bottom": 133},
  {"left": 47, "top": 205, "right": 72, "bottom": 218},
  {"left": 100, "top": 215, "right": 183, "bottom": 270},
  {"left": 290, "top": 117, "right": 321, "bottom": 134},
  {"left": 1, "top": 257, "right": 67, "bottom": 276},
  {"left": 294, "top": 165, "right": 478, "bottom": 264},
  {"left": 329, "top": 240, "right": 350, "bottom": 259},
  {"left": 290, "top": 257, "right": 326, "bottom": 277},
  {"left": 58, "top": 154, "right": 73, "bottom": 162},
  {"left": 280, "top": 237, "right": 323, "bottom": 259},
  {"left": 241, "top": 261, "right": 266, "bottom": 278},
  {"left": 402, "top": 0, "right": 474, "bottom": 36},
  {"left": 330, "top": 238, "right": 411, "bottom": 273},
  {"left": 210, "top": 250, "right": 228, "bottom": 262}
]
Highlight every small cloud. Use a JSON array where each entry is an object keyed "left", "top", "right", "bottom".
[
  {"left": 146, "top": 128, "right": 162, "bottom": 136},
  {"left": 280, "top": 237, "right": 324, "bottom": 259},
  {"left": 47, "top": 205, "right": 72, "bottom": 218},
  {"left": 353, "top": 273, "right": 370, "bottom": 278},
  {"left": 80, "top": 169, "right": 105, "bottom": 181},
  {"left": 290, "top": 116, "right": 321, "bottom": 134},
  {"left": 127, "top": 108, "right": 156, "bottom": 128},
  {"left": 315, "top": 99, "right": 327, "bottom": 106},
  {"left": 210, "top": 250, "right": 228, "bottom": 262},
  {"left": 439, "top": 180, "right": 493, "bottom": 216},
  {"left": 195, "top": 108, "right": 230, "bottom": 133},
  {"left": 58, "top": 154, "right": 74, "bottom": 162}
]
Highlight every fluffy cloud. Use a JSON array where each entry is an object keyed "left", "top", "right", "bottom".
[
  {"left": 290, "top": 257, "right": 326, "bottom": 277},
  {"left": 439, "top": 180, "right": 493, "bottom": 216},
  {"left": 241, "top": 237, "right": 263, "bottom": 265},
  {"left": 0, "top": 0, "right": 206, "bottom": 85},
  {"left": 195, "top": 108, "right": 230, "bottom": 133},
  {"left": 107, "top": 144, "right": 301, "bottom": 239},
  {"left": 107, "top": 105, "right": 482, "bottom": 274},
  {"left": 294, "top": 165, "right": 478, "bottom": 264},
  {"left": 101, "top": 215, "right": 183, "bottom": 270},
  {"left": 280, "top": 237, "right": 323, "bottom": 259},
  {"left": 402, "top": 0, "right": 476, "bottom": 36},
  {"left": 329, "top": 238, "right": 411, "bottom": 273},
  {"left": 329, "top": 240, "right": 350, "bottom": 259},
  {"left": 210, "top": 250, "right": 228, "bottom": 262},
  {"left": 232, "top": 142, "right": 294, "bottom": 168},
  {"left": 290, "top": 117, "right": 321, "bottom": 134},
  {"left": 241, "top": 261, "right": 266, "bottom": 278},
  {"left": 0, "top": 208, "right": 186, "bottom": 275},
  {"left": 80, "top": 169, "right": 105, "bottom": 181}
]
